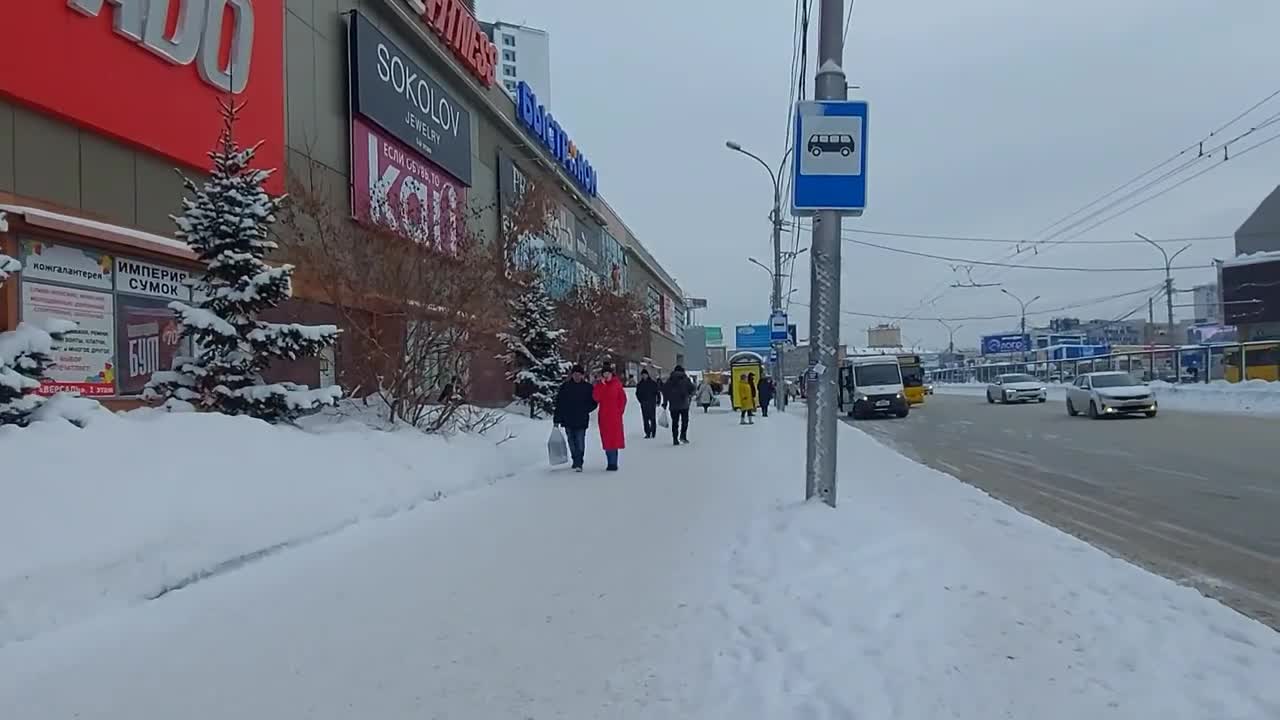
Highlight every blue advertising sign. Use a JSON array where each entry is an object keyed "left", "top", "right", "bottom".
[
  {"left": 791, "top": 100, "right": 868, "bottom": 216},
  {"left": 515, "top": 81, "right": 598, "bottom": 197},
  {"left": 981, "top": 333, "right": 1030, "bottom": 355},
  {"left": 735, "top": 324, "right": 772, "bottom": 350}
]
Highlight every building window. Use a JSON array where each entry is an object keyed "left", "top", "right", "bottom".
[
  {"left": 502, "top": 34, "right": 515, "bottom": 46},
  {"left": 505, "top": 81, "right": 517, "bottom": 92},
  {"left": 503, "top": 49, "right": 516, "bottom": 62},
  {"left": 503, "top": 65, "right": 516, "bottom": 77}
]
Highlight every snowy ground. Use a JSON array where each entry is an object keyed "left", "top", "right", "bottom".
[
  {"left": 936, "top": 379, "right": 1280, "bottom": 416},
  {"left": 0, "top": 402, "right": 545, "bottom": 648},
  {"left": 2, "top": 400, "right": 1278, "bottom": 719}
]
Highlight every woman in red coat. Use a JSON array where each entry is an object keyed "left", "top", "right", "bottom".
[{"left": 592, "top": 362, "right": 627, "bottom": 471}]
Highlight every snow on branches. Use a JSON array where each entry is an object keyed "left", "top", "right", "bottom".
[
  {"left": 499, "top": 278, "right": 567, "bottom": 417},
  {"left": 144, "top": 102, "right": 341, "bottom": 422},
  {"left": 1, "top": 214, "right": 78, "bottom": 426}
]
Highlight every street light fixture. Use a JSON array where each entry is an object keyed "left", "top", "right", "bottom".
[
  {"left": 1134, "top": 232, "right": 1192, "bottom": 344},
  {"left": 728, "top": 139, "right": 794, "bottom": 410},
  {"left": 937, "top": 319, "right": 964, "bottom": 354},
  {"left": 1001, "top": 289, "right": 1039, "bottom": 361}
]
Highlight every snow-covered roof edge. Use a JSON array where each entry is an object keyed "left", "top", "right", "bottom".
[
  {"left": 0, "top": 205, "right": 195, "bottom": 258},
  {"left": 1222, "top": 248, "right": 1280, "bottom": 268}
]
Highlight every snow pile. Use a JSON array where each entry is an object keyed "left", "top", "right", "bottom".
[
  {"left": 3, "top": 399, "right": 1278, "bottom": 718},
  {"left": 936, "top": 380, "right": 1280, "bottom": 416},
  {"left": 0, "top": 406, "right": 547, "bottom": 647}
]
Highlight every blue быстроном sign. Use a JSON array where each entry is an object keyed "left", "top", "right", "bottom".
[{"left": 515, "top": 81, "right": 598, "bottom": 197}]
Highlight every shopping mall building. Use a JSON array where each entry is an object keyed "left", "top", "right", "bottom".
[{"left": 0, "top": 0, "right": 687, "bottom": 406}]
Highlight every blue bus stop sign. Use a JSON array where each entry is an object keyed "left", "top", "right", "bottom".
[{"left": 791, "top": 100, "right": 868, "bottom": 216}]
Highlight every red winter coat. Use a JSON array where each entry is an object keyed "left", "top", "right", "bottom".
[{"left": 592, "top": 377, "right": 627, "bottom": 450}]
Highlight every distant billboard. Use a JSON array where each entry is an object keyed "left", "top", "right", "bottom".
[
  {"left": 687, "top": 297, "right": 709, "bottom": 309},
  {"left": 735, "top": 324, "right": 771, "bottom": 350},
  {"left": 981, "top": 333, "right": 1030, "bottom": 355},
  {"left": 705, "top": 326, "right": 725, "bottom": 347},
  {"left": 1221, "top": 254, "right": 1280, "bottom": 325}
]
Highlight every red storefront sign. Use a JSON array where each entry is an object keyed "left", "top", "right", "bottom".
[
  {"left": 351, "top": 116, "right": 466, "bottom": 249},
  {"left": 1, "top": 1, "right": 284, "bottom": 187},
  {"left": 405, "top": 0, "right": 496, "bottom": 87}
]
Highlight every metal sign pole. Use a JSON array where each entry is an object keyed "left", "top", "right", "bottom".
[{"left": 806, "top": 0, "right": 847, "bottom": 508}]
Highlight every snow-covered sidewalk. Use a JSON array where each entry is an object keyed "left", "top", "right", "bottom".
[
  {"left": 937, "top": 379, "right": 1280, "bottom": 417},
  {"left": 2, "top": 403, "right": 1278, "bottom": 719}
]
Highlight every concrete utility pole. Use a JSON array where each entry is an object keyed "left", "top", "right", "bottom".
[
  {"left": 806, "top": 0, "right": 847, "bottom": 507},
  {"left": 727, "top": 141, "right": 792, "bottom": 411},
  {"left": 1135, "top": 233, "right": 1191, "bottom": 344}
]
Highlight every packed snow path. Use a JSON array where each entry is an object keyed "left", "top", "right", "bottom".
[{"left": 3, "top": 405, "right": 1278, "bottom": 719}]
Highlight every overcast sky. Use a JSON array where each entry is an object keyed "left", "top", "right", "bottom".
[{"left": 481, "top": 0, "right": 1280, "bottom": 349}]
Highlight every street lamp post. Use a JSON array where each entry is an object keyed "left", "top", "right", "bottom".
[
  {"left": 937, "top": 319, "right": 964, "bottom": 354},
  {"left": 1001, "top": 289, "right": 1040, "bottom": 364},
  {"left": 1134, "top": 233, "right": 1191, "bottom": 344},
  {"left": 727, "top": 140, "right": 794, "bottom": 411}
]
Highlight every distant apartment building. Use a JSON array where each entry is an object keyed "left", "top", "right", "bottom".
[
  {"left": 866, "top": 323, "right": 902, "bottom": 348},
  {"left": 1191, "top": 283, "right": 1221, "bottom": 324},
  {"left": 482, "top": 21, "right": 552, "bottom": 103}
]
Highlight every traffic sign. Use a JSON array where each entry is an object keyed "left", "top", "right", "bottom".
[
  {"left": 791, "top": 100, "right": 868, "bottom": 216},
  {"left": 770, "top": 311, "right": 789, "bottom": 341}
]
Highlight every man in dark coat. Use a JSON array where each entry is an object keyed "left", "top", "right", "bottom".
[
  {"left": 662, "top": 365, "right": 696, "bottom": 445},
  {"left": 553, "top": 364, "right": 597, "bottom": 471},
  {"left": 634, "top": 369, "right": 662, "bottom": 438},
  {"left": 757, "top": 376, "right": 776, "bottom": 418}
]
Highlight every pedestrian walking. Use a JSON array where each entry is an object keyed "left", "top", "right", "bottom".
[
  {"left": 695, "top": 375, "right": 715, "bottom": 413},
  {"left": 553, "top": 364, "right": 597, "bottom": 472},
  {"left": 662, "top": 365, "right": 696, "bottom": 445},
  {"left": 757, "top": 376, "right": 776, "bottom": 418},
  {"left": 738, "top": 372, "right": 758, "bottom": 425},
  {"left": 593, "top": 362, "right": 627, "bottom": 471},
  {"left": 634, "top": 369, "right": 662, "bottom": 438}
]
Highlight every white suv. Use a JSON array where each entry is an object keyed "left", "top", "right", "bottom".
[{"left": 1066, "top": 371, "right": 1157, "bottom": 419}]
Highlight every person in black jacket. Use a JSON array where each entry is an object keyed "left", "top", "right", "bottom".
[
  {"left": 757, "top": 376, "right": 776, "bottom": 418},
  {"left": 553, "top": 364, "right": 597, "bottom": 471},
  {"left": 634, "top": 369, "right": 663, "bottom": 439},
  {"left": 662, "top": 365, "right": 696, "bottom": 445}
]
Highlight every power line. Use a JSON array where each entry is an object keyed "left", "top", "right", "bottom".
[
  {"left": 892, "top": 86, "right": 1280, "bottom": 321},
  {"left": 790, "top": 284, "right": 1162, "bottom": 322},
  {"left": 840, "top": 236, "right": 1208, "bottom": 272},
  {"left": 785, "top": 221, "right": 1232, "bottom": 245},
  {"left": 782, "top": 0, "right": 814, "bottom": 315}
]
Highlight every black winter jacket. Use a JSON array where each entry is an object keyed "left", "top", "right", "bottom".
[
  {"left": 553, "top": 380, "right": 597, "bottom": 429},
  {"left": 663, "top": 371, "right": 696, "bottom": 411},
  {"left": 635, "top": 378, "right": 662, "bottom": 407}
]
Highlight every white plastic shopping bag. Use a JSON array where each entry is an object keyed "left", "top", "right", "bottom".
[
  {"left": 658, "top": 408, "right": 671, "bottom": 428},
  {"left": 548, "top": 426, "right": 570, "bottom": 466}
]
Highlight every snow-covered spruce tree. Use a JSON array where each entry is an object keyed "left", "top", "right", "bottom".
[
  {"left": 498, "top": 275, "right": 567, "bottom": 418},
  {"left": 0, "top": 212, "right": 77, "bottom": 426},
  {"left": 144, "top": 103, "right": 341, "bottom": 422}
]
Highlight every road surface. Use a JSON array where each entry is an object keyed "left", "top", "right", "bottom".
[{"left": 847, "top": 394, "right": 1280, "bottom": 628}]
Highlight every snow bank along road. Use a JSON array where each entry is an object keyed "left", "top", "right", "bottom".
[
  {"left": 854, "top": 393, "right": 1280, "bottom": 629},
  {"left": 3, "top": 406, "right": 1278, "bottom": 718}
]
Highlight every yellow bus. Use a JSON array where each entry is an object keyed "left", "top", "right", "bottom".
[
  {"left": 897, "top": 354, "right": 926, "bottom": 405},
  {"left": 1224, "top": 343, "right": 1280, "bottom": 382}
]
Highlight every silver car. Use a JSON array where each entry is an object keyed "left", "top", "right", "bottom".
[
  {"left": 986, "top": 373, "right": 1047, "bottom": 404},
  {"left": 1066, "top": 371, "right": 1157, "bottom": 419}
]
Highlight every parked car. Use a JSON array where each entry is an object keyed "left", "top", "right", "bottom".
[
  {"left": 1066, "top": 371, "right": 1157, "bottom": 419},
  {"left": 985, "top": 373, "right": 1047, "bottom": 404}
]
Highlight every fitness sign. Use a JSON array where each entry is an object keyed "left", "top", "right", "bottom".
[{"left": 0, "top": 1, "right": 284, "bottom": 180}]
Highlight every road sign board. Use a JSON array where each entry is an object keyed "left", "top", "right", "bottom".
[
  {"left": 791, "top": 100, "right": 868, "bottom": 216},
  {"left": 770, "top": 312, "right": 789, "bottom": 341}
]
